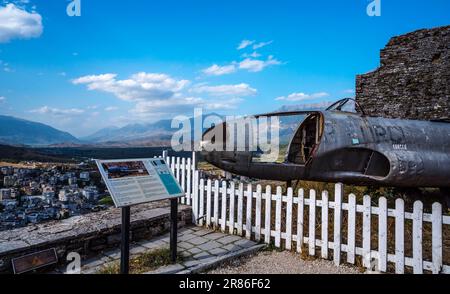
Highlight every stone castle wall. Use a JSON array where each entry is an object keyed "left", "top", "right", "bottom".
[{"left": 356, "top": 25, "right": 450, "bottom": 121}]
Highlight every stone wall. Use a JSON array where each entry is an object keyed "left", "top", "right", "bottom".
[
  {"left": 0, "top": 201, "right": 192, "bottom": 274},
  {"left": 356, "top": 25, "right": 450, "bottom": 121}
]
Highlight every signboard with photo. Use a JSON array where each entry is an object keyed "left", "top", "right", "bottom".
[{"left": 96, "top": 158, "right": 184, "bottom": 207}]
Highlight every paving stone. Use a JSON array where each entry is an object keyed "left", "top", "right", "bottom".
[
  {"left": 198, "top": 240, "right": 221, "bottom": 251},
  {"left": 178, "top": 234, "right": 196, "bottom": 242},
  {"left": 190, "top": 226, "right": 203, "bottom": 231},
  {"left": 150, "top": 240, "right": 169, "bottom": 248},
  {"left": 216, "top": 235, "right": 242, "bottom": 245},
  {"left": 102, "top": 248, "right": 121, "bottom": 260},
  {"left": 130, "top": 245, "right": 147, "bottom": 255},
  {"left": 137, "top": 240, "right": 162, "bottom": 250},
  {"left": 193, "top": 230, "right": 212, "bottom": 236},
  {"left": 180, "top": 251, "right": 193, "bottom": 258},
  {"left": 178, "top": 228, "right": 195, "bottom": 235},
  {"left": 204, "top": 232, "right": 226, "bottom": 240},
  {"left": 233, "top": 239, "right": 257, "bottom": 248},
  {"left": 222, "top": 243, "right": 243, "bottom": 252},
  {"left": 208, "top": 247, "right": 228, "bottom": 256},
  {"left": 193, "top": 251, "right": 212, "bottom": 260},
  {"left": 189, "top": 236, "right": 208, "bottom": 245},
  {"left": 178, "top": 241, "right": 195, "bottom": 250},
  {"left": 188, "top": 247, "right": 202, "bottom": 255}
]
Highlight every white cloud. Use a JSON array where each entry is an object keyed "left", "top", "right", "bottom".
[
  {"left": 0, "top": 96, "right": 5, "bottom": 101},
  {"left": 253, "top": 41, "right": 273, "bottom": 50},
  {"left": 275, "top": 92, "right": 329, "bottom": 102},
  {"left": 343, "top": 89, "right": 355, "bottom": 94},
  {"left": 202, "top": 64, "right": 236, "bottom": 76},
  {"left": 74, "top": 71, "right": 255, "bottom": 117},
  {"left": 239, "top": 55, "right": 281, "bottom": 72},
  {"left": 0, "top": 4, "right": 43, "bottom": 43},
  {"left": 30, "top": 106, "right": 85, "bottom": 116},
  {"left": 237, "top": 39, "right": 255, "bottom": 50},
  {"left": 204, "top": 97, "right": 243, "bottom": 110},
  {"left": 242, "top": 51, "right": 261, "bottom": 58},
  {"left": 191, "top": 83, "right": 257, "bottom": 97},
  {"left": 130, "top": 97, "right": 204, "bottom": 117},
  {"left": 73, "top": 72, "right": 190, "bottom": 102},
  {"left": 105, "top": 106, "right": 119, "bottom": 112}
]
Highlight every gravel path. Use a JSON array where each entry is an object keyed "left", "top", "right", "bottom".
[{"left": 208, "top": 250, "right": 362, "bottom": 274}]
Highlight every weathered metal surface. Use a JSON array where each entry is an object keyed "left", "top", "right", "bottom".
[{"left": 202, "top": 100, "right": 450, "bottom": 188}]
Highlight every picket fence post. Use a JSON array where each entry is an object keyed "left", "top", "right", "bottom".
[
  {"left": 347, "top": 193, "right": 356, "bottom": 264},
  {"left": 213, "top": 180, "right": 220, "bottom": 229},
  {"left": 221, "top": 181, "right": 227, "bottom": 232},
  {"left": 362, "top": 195, "right": 371, "bottom": 268},
  {"left": 237, "top": 183, "right": 244, "bottom": 236},
  {"left": 246, "top": 184, "right": 253, "bottom": 240},
  {"left": 192, "top": 170, "right": 199, "bottom": 224},
  {"left": 285, "top": 187, "right": 293, "bottom": 250},
  {"left": 229, "top": 182, "right": 235, "bottom": 235},
  {"left": 255, "top": 185, "right": 262, "bottom": 242},
  {"left": 431, "top": 202, "right": 443, "bottom": 274},
  {"left": 264, "top": 186, "right": 272, "bottom": 244},
  {"left": 395, "top": 198, "right": 405, "bottom": 274},
  {"left": 206, "top": 179, "right": 212, "bottom": 227},
  {"left": 275, "top": 187, "right": 282, "bottom": 248},
  {"left": 412, "top": 201, "right": 423, "bottom": 274},
  {"left": 308, "top": 189, "right": 316, "bottom": 256},
  {"left": 199, "top": 178, "right": 205, "bottom": 226},
  {"left": 181, "top": 158, "right": 186, "bottom": 204},
  {"left": 321, "top": 190, "right": 329, "bottom": 259},
  {"left": 333, "top": 183, "right": 343, "bottom": 266},
  {"left": 296, "top": 189, "right": 304, "bottom": 253},
  {"left": 378, "top": 197, "right": 388, "bottom": 272}
]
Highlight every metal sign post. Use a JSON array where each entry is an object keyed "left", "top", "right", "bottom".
[
  {"left": 120, "top": 206, "right": 131, "bottom": 274},
  {"left": 170, "top": 198, "right": 178, "bottom": 263}
]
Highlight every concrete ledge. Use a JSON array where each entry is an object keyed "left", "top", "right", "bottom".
[{"left": 0, "top": 201, "right": 192, "bottom": 273}]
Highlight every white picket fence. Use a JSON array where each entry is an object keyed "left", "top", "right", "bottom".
[{"left": 165, "top": 153, "right": 450, "bottom": 274}]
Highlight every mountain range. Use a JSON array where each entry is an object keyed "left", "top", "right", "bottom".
[
  {"left": 0, "top": 115, "right": 80, "bottom": 146},
  {"left": 0, "top": 102, "right": 332, "bottom": 147}
]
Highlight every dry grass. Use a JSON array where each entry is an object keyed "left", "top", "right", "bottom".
[{"left": 97, "top": 248, "right": 183, "bottom": 274}]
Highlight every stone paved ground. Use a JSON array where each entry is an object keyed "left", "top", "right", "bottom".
[{"left": 56, "top": 226, "right": 261, "bottom": 274}]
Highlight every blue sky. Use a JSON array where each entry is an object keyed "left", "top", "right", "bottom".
[{"left": 0, "top": 0, "right": 449, "bottom": 137}]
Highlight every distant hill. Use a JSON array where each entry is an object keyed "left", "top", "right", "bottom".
[
  {"left": 0, "top": 144, "right": 70, "bottom": 163},
  {"left": 0, "top": 115, "right": 80, "bottom": 146},
  {"left": 82, "top": 120, "right": 173, "bottom": 143},
  {"left": 82, "top": 113, "right": 224, "bottom": 144}
]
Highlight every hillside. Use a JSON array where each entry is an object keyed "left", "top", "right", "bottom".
[
  {"left": 0, "top": 115, "right": 80, "bottom": 146},
  {"left": 0, "top": 144, "right": 70, "bottom": 163}
]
